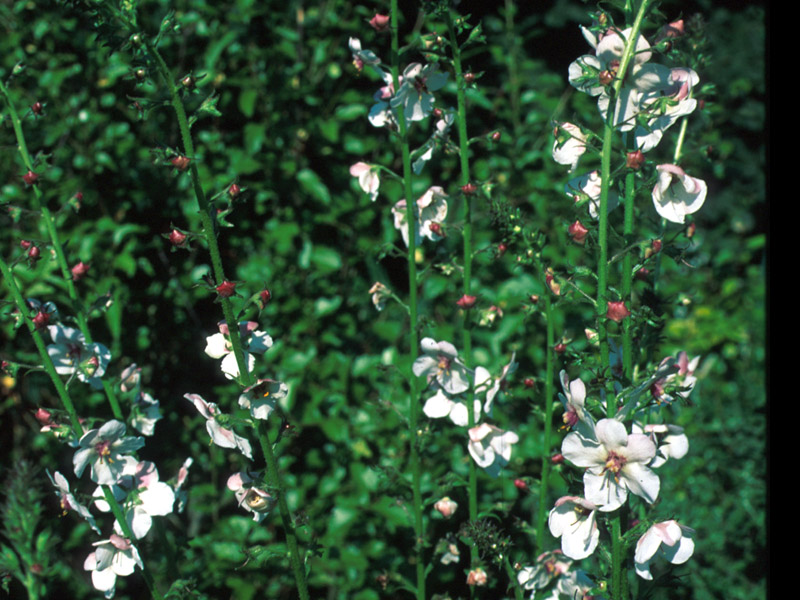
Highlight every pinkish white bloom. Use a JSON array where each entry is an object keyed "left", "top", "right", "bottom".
[
  {"left": 368, "top": 282, "right": 391, "bottom": 311},
  {"left": 474, "top": 353, "right": 517, "bottom": 418},
  {"left": 390, "top": 62, "right": 448, "bottom": 122},
  {"left": 204, "top": 321, "right": 273, "bottom": 380},
  {"left": 185, "top": 394, "right": 253, "bottom": 459},
  {"left": 652, "top": 351, "right": 700, "bottom": 403},
  {"left": 556, "top": 569, "right": 602, "bottom": 600},
  {"left": 634, "top": 520, "right": 695, "bottom": 580},
  {"left": 565, "top": 171, "right": 619, "bottom": 219},
  {"left": 468, "top": 423, "right": 519, "bottom": 478},
  {"left": 552, "top": 122, "right": 589, "bottom": 172},
  {"left": 238, "top": 378, "right": 288, "bottom": 420},
  {"left": 412, "top": 110, "right": 455, "bottom": 174},
  {"left": 413, "top": 337, "right": 470, "bottom": 395},
  {"left": 422, "top": 388, "right": 479, "bottom": 426},
  {"left": 47, "top": 470, "right": 100, "bottom": 534},
  {"left": 561, "top": 418, "right": 659, "bottom": 512},
  {"left": 73, "top": 420, "right": 143, "bottom": 485},
  {"left": 227, "top": 472, "right": 275, "bottom": 522},
  {"left": 46, "top": 324, "right": 111, "bottom": 389},
  {"left": 558, "top": 370, "right": 595, "bottom": 436},
  {"left": 349, "top": 162, "right": 380, "bottom": 202},
  {"left": 84, "top": 534, "right": 143, "bottom": 598},
  {"left": 119, "top": 364, "right": 141, "bottom": 393},
  {"left": 433, "top": 496, "right": 458, "bottom": 518},
  {"left": 348, "top": 37, "right": 380, "bottom": 70},
  {"left": 440, "top": 540, "right": 460, "bottom": 564},
  {"left": 652, "top": 164, "right": 707, "bottom": 224},
  {"left": 392, "top": 186, "right": 448, "bottom": 247},
  {"left": 129, "top": 392, "right": 162, "bottom": 436},
  {"left": 548, "top": 496, "right": 600, "bottom": 560},
  {"left": 466, "top": 567, "right": 488, "bottom": 586},
  {"left": 635, "top": 68, "right": 700, "bottom": 152},
  {"left": 517, "top": 550, "right": 573, "bottom": 594},
  {"left": 633, "top": 423, "right": 689, "bottom": 468}
]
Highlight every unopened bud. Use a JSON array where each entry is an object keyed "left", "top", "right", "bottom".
[
  {"left": 606, "top": 300, "right": 631, "bottom": 323},
  {"left": 181, "top": 75, "right": 196, "bottom": 90},
  {"left": 546, "top": 269, "right": 561, "bottom": 296},
  {"left": 258, "top": 287, "right": 272, "bottom": 308},
  {"left": 568, "top": 220, "right": 589, "bottom": 244},
  {"left": 456, "top": 294, "right": 478, "bottom": 309},
  {"left": 428, "top": 222, "right": 445, "bottom": 237},
  {"left": 626, "top": 150, "right": 645, "bottom": 169},
  {"left": 28, "top": 245, "right": 41, "bottom": 262},
  {"left": 168, "top": 229, "right": 187, "bottom": 247},
  {"left": 434, "top": 497, "right": 458, "bottom": 519},
  {"left": 635, "top": 267, "right": 650, "bottom": 281},
  {"left": 134, "top": 67, "right": 147, "bottom": 81},
  {"left": 461, "top": 182, "right": 477, "bottom": 195},
  {"left": 491, "top": 131, "right": 501, "bottom": 142},
  {"left": 514, "top": 478, "right": 529, "bottom": 491},
  {"left": 523, "top": 378, "right": 535, "bottom": 388},
  {"left": 369, "top": 13, "right": 390, "bottom": 32},
  {"left": 71, "top": 261, "right": 90, "bottom": 281},
  {"left": 686, "top": 222, "right": 696, "bottom": 238},
  {"left": 171, "top": 156, "right": 191, "bottom": 171},
  {"left": 228, "top": 183, "right": 241, "bottom": 198},
  {"left": 215, "top": 280, "right": 237, "bottom": 298},
  {"left": 554, "top": 342, "right": 566, "bottom": 354},
  {"left": 20, "top": 240, "right": 32, "bottom": 250},
  {"left": 22, "top": 170, "right": 39, "bottom": 185},
  {"left": 32, "top": 309, "right": 50, "bottom": 330},
  {"left": 496, "top": 242, "right": 508, "bottom": 257},
  {"left": 551, "top": 453, "right": 565, "bottom": 464},
  {"left": 463, "top": 72, "right": 476, "bottom": 84},
  {"left": 31, "top": 102, "right": 43, "bottom": 116}
]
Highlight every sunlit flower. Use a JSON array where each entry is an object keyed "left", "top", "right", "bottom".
[
  {"left": 434, "top": 496, "right": 458, "bottom": 518},
  {"left": 517, "top": 550, "right": 573, "bottom": 595},
  {"left": 238, "top": 378, "right": 288, "bottom": 420},
  {"left": 633, "top": 422, "right": 689, "bottom": 468},
  {"left": 129, "top": 392, "right": 162, "bottom": 436},
  {"left": 392, "top": 186, "right": 448, "bottom": 247},
  {"left": 558, "top": 370, "right": 595, "bottom": 436},
  {"left": 651, "top": 351, "right": 701, "bottom": 403},
  {"left": 468, "top": 423, "right": 519, "bottom": 478},
  {"left": 390, "top": 62, "right": 448, "bottom": 122},
  {"left": 651, "top": 164, "right": 707, "bottom": 224},
  {"left": 413, "top": 337, "right": 470, "bottom": 395},
  {"left": 349, "top": 162, "right": 380, "bottom": 202},
  {"left": 47, "top": 324, "right": 111, "bottom": 389},
  {"left": 552, "top": 122, "right": 588, "bottom": 172},
  {"left": 204, "top": 321, "right": 272, "bottom": 380},
  {"left": 47, "top": 470, "right": 100, "bottom": 534},
  {"left": 84, "top": 534, "right": 143, "bottom": 599},
  {"left": 548, "top": 496, "right": 600, "bottom": 560},
  {"left": 348, "top": 37, "right": 380, "bottom": 71},
  {"left": 635, "top": 68, "right": 700, "bottom": 152},
  {"left": 412, "top": 110, "right": 455, "bottom": 173},
  {"left": 556, "top": 569, "right": 604, "bottom": 600},
  {"left": 227, "top": 472, "right": 275, "bottom": 522},
  {"left": 634, "top": 520, "right": 695, "bottom": 580},
  {"left": 185, "top": 394, "right": 253, "bottom": 459},
  {"left": 474, "top": 353, "right": 517, "bottom": 417},
  {"left": 73, "top": 420, "right": 144, "bottom": 485},
  {"left": 561, "top": 418, "right": 659, "bottom": 512},
  {"left": 565, "top": 171, "right": 619, "bottom": 219}
]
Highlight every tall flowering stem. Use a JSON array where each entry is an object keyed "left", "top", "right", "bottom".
[
  {"left": 445, "top": 9, "right": 479, "bottom": 572},
  {"left": 107, "top": 11, "right": 310, "bottom": 598},
  {"left": 0, "top": 80, "right": 124, "bottom": 422},
  {"left": 390, "top": 2, "right": 425, "bottom": 597},
  {"left": 595, "top": 3, "right": 652, "bottom": 599},
  {"left": 534, "top": 283, "right": 556, "bottom": 546}
]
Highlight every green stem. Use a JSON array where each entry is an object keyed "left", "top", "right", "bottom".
[
  {"left": 390, "top": 2, "right": 424, "bottom": 597},
  {"left": 535, "top": 288, "right": 555, "bottom": 546}
]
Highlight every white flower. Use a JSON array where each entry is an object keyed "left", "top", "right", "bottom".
[
  {"left": 47, "top": 470, "right": 100, "bottom": 534},
  {"left": 413, "top": 337, "right": 470, "bottom": 395},
  {"left": 84, "top": 534, "right": 143, "bottom": 599},
  {"left": 474, "top": 353, "right": 517, "bottom": 418},
  {"left": 561, "top": 418, "right": 659, "bottom": 512},
  {"left": 73, "top": 421, "right": 144, "bottom": 485},
  {"left": 548, "top": 496, "right": 600, "bottom": 560},
  {"left": 238, "top": 378, "right": 288, "bottom": 420},
  {"left": 368, "top": 282, "right": 390, "bottom": 311},
  {"left": 565, "top": 171, "right": 619, "bottom": 219},
  {"left": 558, "top": 370, "right": 595, "bottom": 437},
  {"left": 468, "top": 423, "right": 519, "bottom": 478},
  {"left": 348, "top": 37, "right": 380, "bottom": 70},
  {"left": 46, "top": 324, "right": 111, "bottom": 389},
  {"left": 227, "top": 472, "right": 275, "bottom": 522},
  {"left": 635, "top": 68, "right": 700, "bottom": 152},
  {"left": 552, "top": 122, "right": 589, "bottom": 172},
  {"left": 412, "top": 110, "right": 455, "bottom": 174},
  {"left": 390, "top": 62, "right": 448, "bottom": 122},
  {"left": 517, "top": 550, "right": 572, "bottom": 595},
  {"left": 652, "top": 164, "right": 707, "bottom": 224},
  {"left": 392, "top": 186, "right": 448, "bottom": 247},
  {"left": 422, "top": 388, "right": 478, "bottom": 426},
  {"left": 349, "top": 162, "right": 380, "bottom": 202},
  {"left": 204, "top": 321, "right": 273, "bottom": 380},
  {"left": 633, "top": 423, "right": 689, "bottom": 468},
  {"left": 185, "top": 394, "right": 253, "bottom": 459},
  {"left": 130, "top": 392, "right": 162, "bottom": 436},
  {"left": 652, "top": 351, "right": 701, "bottom": 403},
  {"left": 634, "top": 520, "right": 695, "bottom": 580}
]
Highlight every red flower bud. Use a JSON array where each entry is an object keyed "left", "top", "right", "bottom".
[
  {"left": 551, "top": 453, "right": 565, "bottom": 464},
  {"left": 228, "top": 183, "right": 241, "bottom": 198},
  {"left": 463, "top": 72, "right": 476, "bottom": 84},
  {"left": 461, "top": 182, "right": 477, "bottom": 195},
  {"left": 28, "top": 246, "right": 41, "bottom": 262},
  {"left": 32, "top": 310, "right": 50, "bottom": 331},
  {"left": 554, "top": 342, "right": 567, "bottom": 354},
  {"left": 71, "top": 261, "right": 90, "bottom": 281},
  {"left": 22, "top": 170, "right": 39, "bottom": 185},
  {"left": 514, "top": 479, "right": 529, "bottom": 491},
  {"left": 31, "top": 102, "right": 43, "bottom": 116},
  {"left": 428, "top": 222, "right": 445, "bottom": 237},
  {"left": 20, "top": 240, "right": 32, "bottom": 250},
  {"left": 626, "top": 150, "right": 645, "bottom": 169},
  {"left": 215, "top": 280, "right": 237, "bottom": 298},
  {"left": 433, "top": 107, "right": 443, "bottom": 118},
  {"left": 258, "top": 287, "right": 272, "bottom": 308},
  {"left": 523, "top": 378, "right": 535, "bottom": 388},
  {"left": 369, "top": 13, "right": 390, "bottom": 32},
  {"left": 168, "top": 229, "right": 187, "bottom": 247},
  {"left": 34, "top": 408, "right": 54, "bottom": 427},
  {"left": 568, "top": 220, "right": 589, "bottom": 245},
  {"left": 491, "top": 131, "right": 501, "bottom": 142},
  {"left": 181, "top": 75, "right": 196, "bottom": 90},
  {"left": 171, "top": 156, "right": 191, "bottom": 171},
  {"left": 635, "top": 267, "right": 650, "bottom": 281},
  {"left": 606, "top": 300, "right": 631, "bottom": 323},
  {"left": 496, "top": 242, "right": 508, "bottom": 257},
  {"left": 456, "top": 294, "right": 478, "bottom": 309}
]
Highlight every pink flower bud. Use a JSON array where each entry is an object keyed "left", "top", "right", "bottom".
[
  {"left": 514, "top": 478, "right": 529, "bottom": 491},
  {"left": 168, "top": 229, "right": 187, "bottom": 247},
  {"left": 369, "top": 13, "right": 390, "bottom": 32},
  {"left": 228, "top": 183, "right": 241, "bottom": 198},
  {"left": 456, "top": 294, "right": 478, "bottom": 309},
  {"left": 32, "top": 310, "right": 50, "bottom": 331},
  {"left": 467, "top": 568, "right": 487, "bottom": 586},
  {"left": 428, "top": 222, "right": 445, "bottom": 238},
  {"left": 606, "top": 300, "right": 631, "bottom": 323},
  {"left": 28, "top": 245, "right": 41, "bottom": 262},
  {"left": 31, "top": 102, "right": 43, "bottom": 116},
  {"left": 215, "top": 280, "right": 237, "bottom": 298},
  {"left": 568, "top": 220, "right": 589, "bottom": 244},
  {"left": 491, "top": 131, "right": 501, "bottom": 142},
  {"left": 71, "top": 261, "right": 90, "bottom": 281},
  {"left": 554, "top": 342, "right": 566, "bottom": 354},
  {"left": 546, "top": 270, "right": 561, "bottom": 296},
  {"left": 626, "top": 150, "right": 645, "bottom": 169},
  {"left": 434, "top": 497, "right": 458, "bottom": 519},
  {"left": 463, "top": 72, "right": 476, "bottom": 84},
  {"left": 461, "top": 182, "right": 477, "bottom": 195},
  {"left": 171, "top": 156, "right": 191, "bottom": 171},
  {"left": 523, "top": 378, "right": 535, "bottom": 388},
  {"left": 551, "top": 453, "right": 565, "bottom": 464},
  {"left": 496, "top": 242, "right": 508, "bottom": 257},
  {"left": 258, "top": 287, "right": 272, "bottom": 308},
  {"left": 22, "top": 170, "right": 39, "bottom": 185},
  {"left": 20, "top": 240, "right": 32, "bottom": 250},
  {"left": 34, "top": 408, "right": 53, "bottom": 427}
]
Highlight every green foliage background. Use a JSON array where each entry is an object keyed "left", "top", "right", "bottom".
[{"left": 1, "top": 0, "right": 765, "bottom": 598}]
